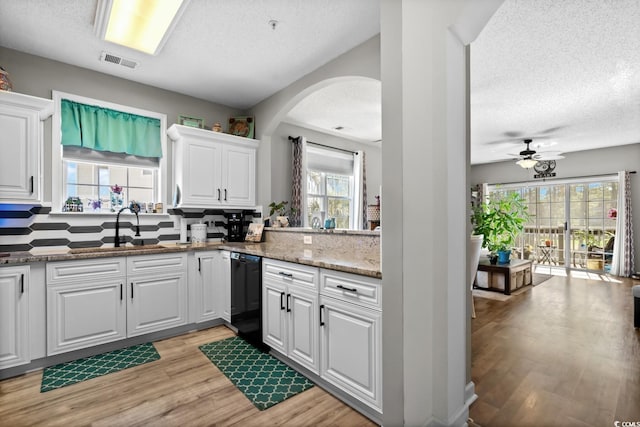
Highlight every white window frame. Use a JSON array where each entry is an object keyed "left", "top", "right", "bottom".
[
  {"left": 305, "top": 169, "right": 355, "bottom": 229},
  {"left": 51, "top": 90, "right": 167, "bottom": 213}
]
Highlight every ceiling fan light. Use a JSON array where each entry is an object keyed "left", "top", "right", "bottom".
[{"left": 517, "top": 158, "right": 538, "bottom": 169}]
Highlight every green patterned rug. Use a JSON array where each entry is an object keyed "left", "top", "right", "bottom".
[
  {"left": 41, "top": 343, "right": 160, "bottom": 392},
  {"left": 199, "top": 336, "right": 314, "bottom": 410}
]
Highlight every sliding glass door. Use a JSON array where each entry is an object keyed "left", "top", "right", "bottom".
[{"left": 488, "top": 177, "right": 617, "bottom": 272}]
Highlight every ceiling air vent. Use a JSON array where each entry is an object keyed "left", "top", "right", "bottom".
[{"left": 99, "top": 51, "right": 138, "bottom": 69}]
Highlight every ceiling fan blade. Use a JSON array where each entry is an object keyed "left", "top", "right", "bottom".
[{"left": 535, "top": 153, "right": 565, "bottom": 160}]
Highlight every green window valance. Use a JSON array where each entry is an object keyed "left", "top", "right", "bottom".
[{"left": 61, "top": 99, "right": 162, "bottom": 158}]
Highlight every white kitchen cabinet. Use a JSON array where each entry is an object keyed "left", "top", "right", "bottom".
[
  {"left": 0, "top": 91, "right": 53, "bottom": 202},
  {"left": 47, "top": 258, "right": 127, "bottom": 355},
  {"left": 48, "top": 279, "right": 126, "bottom": 355},
  {"left": 168, "top": 124, "right": 258, "bottom": 208},
  {"left": 220, "top": 251, "right": 231, "bottom": 322},
  {"left": 262, "top": 259, "right": 319, "bottom": 374},
  {"left": 47, "top": 254, "right": 187, "bottom": 354},
  {"left": 126, "top": 253, "right": 188, "bottom": 337},
  {"left": 319, "top": 295, "right": 382, "bottom": 412},
  {"left": 191, "top": 251, "right": 220, "bottom": 323},
  {"left": 319, "top": 269, "right": 382, "bottom": 413},
  {"left": 0, "top": 265, "right": 30, "bottom": 369}
]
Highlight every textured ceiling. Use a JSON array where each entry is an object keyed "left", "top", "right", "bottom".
[
  {"left": 471, "top": 0, "right": 640, "bottom": 164},
  {"left": 2, "top": 1, "right": 639, "bottom": 159},
  {"left": 0, "top": 0, "right": 380, "bottom": 110}
]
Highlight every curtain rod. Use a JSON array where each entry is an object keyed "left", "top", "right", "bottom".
[
  {"left": 489, "top": 170, "right": 636, "bottom": 186},
  {"left": 288, "top": 136, "right": 357, "bottom": 155}
]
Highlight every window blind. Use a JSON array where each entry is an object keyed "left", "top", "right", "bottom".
[{"left": 306, "top": 145, "right": 354, "bottom": 175}]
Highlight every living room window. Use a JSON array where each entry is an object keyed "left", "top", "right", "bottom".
[{"left": 51, "top": 91, "right": 167, "bottom": 213}]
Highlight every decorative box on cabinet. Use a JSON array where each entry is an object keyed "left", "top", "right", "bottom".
[
  {"left": 0, "top": 91, "right": 53, "bottom": 202},
  {"left": 262, "top": 258, "right": 320, "bottom": 374},
  {"left": 0, "top": 265, "right": 30, "bottom": 369},
  {"left": 168, "top": 124, "right": 258, "bottom": 208}
]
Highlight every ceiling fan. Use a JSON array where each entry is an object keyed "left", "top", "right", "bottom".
[{"left": 510, "top": 139, "right": 565, "bottom": 169}]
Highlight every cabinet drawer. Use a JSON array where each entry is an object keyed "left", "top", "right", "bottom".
[
  {"left": 127, "top": 253, "right": 187, "bottom": 276},
  {"left": 47, "top": 257, "right": 126, "bottom": 285},
  {"left": 263, "top": 258, "right": 318, "bottom": 291},
  {"left": 320, "top": 269, "right": 381, "bottom": 310}
]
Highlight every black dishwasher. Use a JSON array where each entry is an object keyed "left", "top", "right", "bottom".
[{"left": 230, "top": 252, "right": 264, "bottom": 349}]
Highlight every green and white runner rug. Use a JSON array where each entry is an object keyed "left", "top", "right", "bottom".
[
  {"left": 41, "top": 342, "right": 160, "bottom": 392},
  {"left": 199, "top": 336, "right": 314, "bottom": 410}
]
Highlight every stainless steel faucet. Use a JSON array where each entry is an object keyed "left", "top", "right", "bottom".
[{"left": 114, "top": 203, "right": 141, "bottom": 247}]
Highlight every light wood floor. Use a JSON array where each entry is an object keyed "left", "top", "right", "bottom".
[
  {"left": 0, "top": 326, "right": 376, "bottom": 426},
  {"left": 469, "top": 273, "right": 640, "bottom": 426}
]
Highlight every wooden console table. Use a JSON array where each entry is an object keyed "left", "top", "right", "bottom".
[{"left": 475, "top": 258, "right": 533, "bottom": 295}]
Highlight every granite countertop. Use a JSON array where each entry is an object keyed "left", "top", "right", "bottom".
[{"left": 0, "top": 242, "right": 381, "bottom": 279}]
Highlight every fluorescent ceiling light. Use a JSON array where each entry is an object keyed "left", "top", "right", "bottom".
[
  {"left": 516, "top": 158, "right": 538, "bottom": 169},
  {"left": 95, "top": 0, "right": 189, "bottom": 55}
]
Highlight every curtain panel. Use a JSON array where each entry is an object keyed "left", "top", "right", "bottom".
[
  {"left": 611, "top": 170, "right": 634, "bottom": 276},
  {"left": 61, "top": 99, "right": 162, "bottom": 158},
  {"left": 290, "top": 137, "right": 306, "bottom": 227}
]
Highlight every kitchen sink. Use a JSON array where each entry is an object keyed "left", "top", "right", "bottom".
[{"left": 69, "top": 244, "right": 168, "bottom": 254}]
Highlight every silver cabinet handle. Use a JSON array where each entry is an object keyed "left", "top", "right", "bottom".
[{"left": 279, "top": 272, "right": 293, "bottom": 278}]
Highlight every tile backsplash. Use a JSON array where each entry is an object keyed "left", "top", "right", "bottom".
[{"left": 0, "top": 204, "right": 259, "bottom": 253}]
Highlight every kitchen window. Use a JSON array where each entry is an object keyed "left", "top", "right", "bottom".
[
  {"left": 307, "top": 170, "right": 353, "bottom": 229},
  {"left": 51, "top": 91, "right": 167, "bottom": 213},
  {"left": 305, "top": 145, "right": 356, "bottom": 229}
]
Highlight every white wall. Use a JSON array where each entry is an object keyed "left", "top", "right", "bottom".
[
  {"left": 471, "top": 143, "right": 640, "bottom": 269},
  {"left": 270, "top": 122, "right": 382, "bottom": 207}
]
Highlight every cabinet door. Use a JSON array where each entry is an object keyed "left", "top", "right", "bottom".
[
  {"left": 0, "top": 104, "right": 39, "bottom": 201},
  {"left": 181, "top": 139, "right": 222, "bottom": 206},
  {"left": 220, "top": 251, "right": 231, "bottom": 322},
  {"left": 320, "top": 296, "right": 382, "bottom": 411},
  {"left": 0, "top": 266, "right": 29, "bottom": 368},
  {"left": 262, "top": 279, "right": 287, "bottom": 354},
  {"left": 127, "top": 273, "right": 187, "bottom": 337},
  {"left": 222, "top": 145, "right": 255, "bottom": 206},
  {"left": 194, "top": 252, "right": 219, "bottom": 323},
  {"left": 288, "top": 288, "right": 319, "bottom": 374},
  {"left": 47, "top": 278, "right": 126, "bottom": 355}
]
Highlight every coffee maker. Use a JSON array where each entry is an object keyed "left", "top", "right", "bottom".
[{"left": 225, "top": 211, "right": 244, "bottom": 242}]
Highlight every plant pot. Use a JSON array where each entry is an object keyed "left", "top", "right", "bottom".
[
  {"left": 276, "top": 216, "right": 289, "bottom": 227},
  {"left": 497, "top": 249, "right": 511, "bottom": 264},
  {"left": 489, "top": 254, "right": 498, "bottom": 265}
]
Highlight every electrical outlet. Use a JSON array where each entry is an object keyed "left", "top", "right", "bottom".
[
  {"left": 303, "top": 235, "right": 312, "bottom": 245},
  {"left": 304, "top": 249, "right": 313, "bottom": 258}
]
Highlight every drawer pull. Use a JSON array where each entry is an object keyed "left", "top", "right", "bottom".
[
  {"left": 279, "top": 272, "right": 293, "bottom": 278},
  {"left": 280, "top": 292, "right": 285, "bottom": 310},
  {"left": 337, "top": 284, "right": 358, "bottom": 293},
  {"left": 320, "top": 304, "right": 325, "bottom": 326}
]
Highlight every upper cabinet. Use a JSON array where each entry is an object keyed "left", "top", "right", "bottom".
[
  {"left": 0, "top": 91, "right": 53, "bottom": 203},
  {"left": 168, "top": 124, "right": 258, "bottom": 208}
]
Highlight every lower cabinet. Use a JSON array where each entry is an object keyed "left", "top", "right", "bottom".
[
  {"left": 0, "top": 265, "right": 30, "bottom": 369},
  {"left": 47, "top": 254, "right": 187, "bottom": 355},
  {"left": 220, "top": 251, "right": 231, "bottom": 322},
  {"left": 319, "top": 295, "right": 382, "bottom": 411},
  {"left": 190, "top": 250, "right": 231, "bottom": 324},
  {"left": 262, "top": 259, "right": 320, "bottom": 374}
]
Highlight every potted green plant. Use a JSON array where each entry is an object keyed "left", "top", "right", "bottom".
[
  {"left": 471, "top": 191, "right": 529, "bottom": 264},
  {"left": 268, "top": 201, "right": 298, "bottom": 227}
]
